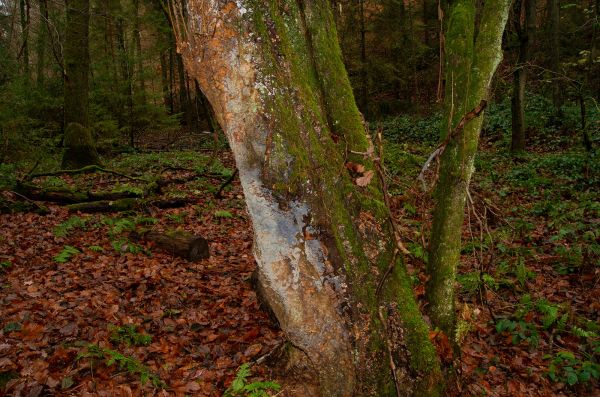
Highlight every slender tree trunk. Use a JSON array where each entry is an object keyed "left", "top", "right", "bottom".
[
  {"left": 64, "top": 0, "right": 90, "bottom": 127},
  {"left": 133, "top": 0, "right": 146, "bottom": 104},
  {"left": 549, "top": 0, "right": 562, "bottom": 113},
  {"left": 175, "top": 1, "right": 442, "bottom": 395},
  {"left": 426, "top": 0, "right": 512, "bottom": 338},
  {"left": 169, "top": 46, "right": 175, "bottom": 113},
  {"left": 19, "top": 0, "right": 30, "bottom": 82},
  {"left": 36, "top": 0, "right": 47, "bottom": 88},
  {"left": 115, "top": 15, "right": 135, "bottom": 146},
  {"left": 176, "top": 53, "right": 191, "bottom": 126},
  {"left": 511, "top": 0, "right": 536, "bottom": 154},
  {"left": 359, "top": 0, "right": 368, "bottom": 117},
  {"left": 160, "top": 51, "right": 171, "bottom": 109}
]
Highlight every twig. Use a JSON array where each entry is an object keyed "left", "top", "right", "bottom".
[
  {"left": 215, "top": 169, "right": 238, "bottom": 199},
  {"left": 378, "top": 306, "right": 402, "bottom": 397},
  {"left": 418, "top": 100, "right": 488, "bottom": 190}
]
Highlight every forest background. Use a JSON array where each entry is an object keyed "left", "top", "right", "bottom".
[{"left": 0, "top": 0, "right": 599, "bottom": 396}]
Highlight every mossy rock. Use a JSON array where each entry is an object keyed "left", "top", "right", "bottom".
[{"left": 61, "top": 122, "right": 101, "bottom": 169}]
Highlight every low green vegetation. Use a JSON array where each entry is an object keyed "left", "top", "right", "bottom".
[
  {"left": 223, "top": 364, "right": 281, "bottom": 397},
  {"left": 109, "top": 324, "right": 152, "bottom": 347},
  {"left": 77, "top": 344, "right": 164, "bottom": 388},
  {"left": 53, "top": 245, "right": 81, "bottom": 263}
]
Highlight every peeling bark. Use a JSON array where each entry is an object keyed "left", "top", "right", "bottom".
[{"left": 173, "top": 0, "right": 441, "bottom": 395}]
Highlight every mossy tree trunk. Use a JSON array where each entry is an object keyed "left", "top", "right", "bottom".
[
  {"left": 62, "top": 0, "right": 97, "bottom": 168},
  {"left": 511, "top": 0, "right": 536, "bottom": 154},
  {"left": 425, "top": 0, "right": 511, "bottom": 338},
  {"left": 64, "top": 0, "right": 90, "bottom": 128},
  {"left": 174, "top": 0, "right": 441, "bottom": 395}
]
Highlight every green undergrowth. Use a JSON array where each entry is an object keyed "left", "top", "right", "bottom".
[{"left": 77, "top": 344, "right": 165, "bottom": 388}]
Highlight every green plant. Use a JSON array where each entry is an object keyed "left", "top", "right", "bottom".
[
  {"left": 111, "top": 239, "right": 150, "bottom": 256},
  {"left": 53, "top": 216, "right": 88, "bottom": 237},
  {"left": 545, "top": 351, "right": 600, "bottom": 386},
  {"left": 0, "top": 261, "right": 12, "bottom": 272},
  {"left": 77, "top": 344, "right": 165, "bottom": 388},
  {"left": 109, "top": 324, "right": 152, "bottom": 346},
  {"left": 88, "top": 245, "right": 104, "bottom": 252},
  {"left": 495, "top": 318, "right": 540, "bottom": 347},
  {"left": 166, "top": 212, "right": 187, "bottom": 224},
  {"left": 3, "top": 322, "right": 22, "bottom": 333},
  {"left": 223, "top": 364, "right": 281, "bottom": 397},
  {"left": 53, "top": 246, "right": 81, "bottom": 263},
  {"left": 214, "top": 210, "right": 233, "bottom": 219}
]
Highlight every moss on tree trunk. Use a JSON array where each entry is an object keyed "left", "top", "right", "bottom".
[
  {"left": 426, "top": 0, "right": 512, "bottom": 338},
  {"left": 64, "top": 0, "right": 90, "bottom": 127},
  {"left": 175, "top": 0, "right": 442, "bottom": 395},
  {"left": 61, "top": 123, "right": 100, "bottom": 169}
]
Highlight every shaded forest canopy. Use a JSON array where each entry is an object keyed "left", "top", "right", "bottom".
[{"left": 0, "top": 0, "right": 599, "bottom": 396}]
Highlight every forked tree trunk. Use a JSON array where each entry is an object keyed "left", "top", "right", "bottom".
[
  {"left": 426, "top": 0, "right": 511, "bottom": 337},
  {"left": 173, "top": 0, "right": 441, "bottom": 395}
]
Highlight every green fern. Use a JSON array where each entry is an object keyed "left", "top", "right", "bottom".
[
  {"left": 53, "top": 245, "right": 80, "bottom": 263},
  {"left": 77, "top": 344, "right": 165, "bottom": 388},
  {"left": 224, "top": 364, "right": 280, "bottom": 397},
  {"left": 53, "top": 216, "right": 88, "bottom": 237}
]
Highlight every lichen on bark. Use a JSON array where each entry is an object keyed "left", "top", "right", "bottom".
[{"left": 176, "top": 0, "right": 442, "bottom": 395}]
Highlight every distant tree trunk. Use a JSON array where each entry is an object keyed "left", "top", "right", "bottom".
[
  {"left": 549, "top": 0, "right": 562, "bottom": 113},
  {"left": 19, "top": 0, "right": 30, "bottom": 82},
  {"left": 169, "top": 46, "right": 175, "bottom": 113},
  {"left": 115, "top": 15, "right": 135, "bottom": 146},
  {"left": 511, "top": 0, "right": 536, "bottom": 154},
  {"left": 359, "top": 0, "right": 368, "bottom": 117},
  {"left": 176, "top": 53, "right": 191, "bottom": 126},
  {"left": 426, "top": 0, "right": 512, "bottom": 338},
  {"left": 175, "top": 0, "right": 442, "bottom": 395},
  {"left": 62, "top": 0, "right": 96, "bottom": 168},
  {"left": 63, "top": 0, "right": 90, "bottom": 128},
  {"left": 133, "top": 0, "right": 146, "bottom": 104},
  {"left": 36, "top": 0, "right": 47, "bottom": 88},
  {"left": 160, "top": 51, "right": 171, "bottom": 109}
]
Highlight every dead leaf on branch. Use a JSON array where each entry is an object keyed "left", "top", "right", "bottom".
[{"left": 355, "top": 170, "right": 374, "bottom": 187}]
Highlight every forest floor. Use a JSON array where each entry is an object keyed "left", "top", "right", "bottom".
[{"left": 1, "top": 129, "right": 599, "bottom": 396}]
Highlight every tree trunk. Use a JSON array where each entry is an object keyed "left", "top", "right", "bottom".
[
  {"left": 64, "top": 0, "right": 90, "bottom": 128},
  {"left": 549, "top": 0, "right": 562, "bottom": 113},
  {"left": 19, "top": 0, "right": 30, "bottom": 82},
  {"left": 115, "top": 14, "right": 135, "bottom": 146},
  {"left": 426, "top": 0, "right": 512, "bottom": 337},
  {"left": 160, "top": 51, "right": 171, "bottom": 109},
  {"left": 133, "top": 0, "right": 147, "bottom": 104},
  {"left": 175, "top": 0, "right": 441, "bottom": 395},
  {"left": 511, "top": 0, "right": 536, "bottom": 154},
  {"left": 36, "top": 0, "right": 46, "bottom": 88}
]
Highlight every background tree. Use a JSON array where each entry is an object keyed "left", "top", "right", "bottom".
[
  {"left": 511, "top": 0, "right": 536, "bottom": 154},
  {"left": 425, "top": 0, "right": 512, "bottom": 337}
]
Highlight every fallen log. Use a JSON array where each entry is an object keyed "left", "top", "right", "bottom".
[
  {"left": 15, "top": 183, "right": 144, "bottom": 204},
  {"left": 66, "top": 198, "right": 193, "bottom": 213},
  {"left": 131, "top": 229, "right": 209, "bottom": 261}
]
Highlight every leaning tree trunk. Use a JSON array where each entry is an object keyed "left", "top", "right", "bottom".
[
  {"left": 425, "top": 0, "right": 511, "bottom": 338},
  {"left": 172, "top": 0, "right": 441, "bottom": 395},
  {"left": 511, "top": 0, "right": 536, "bottom": 154}
]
